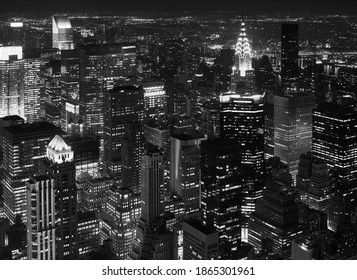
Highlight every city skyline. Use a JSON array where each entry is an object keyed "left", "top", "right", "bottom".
[{"left": 1, "top": 6, "right": 357, "bottom": 261}]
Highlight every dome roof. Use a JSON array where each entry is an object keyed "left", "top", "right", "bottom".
[{"left": 48, "top": 135, "right": 70, "bottom": 152}]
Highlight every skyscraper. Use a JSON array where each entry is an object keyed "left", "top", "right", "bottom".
[
  {"left": 130, "top": 144, "right": 167, "bottom": 260},
  {"left": 103, "top": 85, "right": 144, "bottom": 181},
  {"left": 8, "top": 22, "right": 24, "bottom": 47},
  {"left": 233, "top": 20, "right": 252, "bottom": 77},
  {"left": 101, "top": 185, "right": 141, "bottom": 259},
  {"left": 0, "top": 46, "right": 24, "bottom": 119},
  {"left": 220, "top": 91, "right": 265, "bottom": 237},
  {"left": 170, "top": 134, "right": 201, "bottom": 218},
  {"left": 26, "top": 175, "right": 56, "bottom": 260},
  {"left": 23, "top": 56, "right": 42, "bottom": 123},
  {"left": 2, "top": 122, "right": 63, "bottom": 224},
  {"left": 122, "top": 122, "right": 144, "bottom": 194},
  {"left": 231, "top": 16, "right": 254, "bottom": 92},
  {"left": 200, "top": 139, "right": 242, "bottom": 258},
  {"left": 281, "top": 23, "right": 299, "bottom": 92},
  {"left": 312, "top": 103, "right": 357, "bottom": 198},
  {"left": 220, "top": 91, "right": 264, "bottom": 142},
  {"left": 264, "top": 91, "right": 275, "bottom": 159},
  {"left": 141, "top": 81, "right": 167, "bottom": 123},
  {"left": 60, "top": 49, "right": 82, "bottom": 134},
  {"left": 248, "top": 182, "right": 303, "bottom": 259},
  {"left": 296, "top": 153, "right": 333, "bottom": 214},
  {"left": 79, "top": 44, "right": 137, "bottom": 136},
  {"left": 52, "top": 16, "right": 74, "bottom": 50},
  {"left": 220, "top": 48, "right": 235, "bottom": 92},
  {"left": 42, "top": 135, "right": 78, "bottom": 259},
  {"left": 140, "top": 144, "right": 165, "bottom": 226},
  {"left": 274, "top": 93, "right": 314, "bottom": 183}
]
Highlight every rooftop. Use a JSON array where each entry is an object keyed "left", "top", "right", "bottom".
[
  {"left": 4, "top": 122, "right": 62, "bottom": 136},
  {"left": 108, "top": 84, "right": 143, "bottom": 92},
  {"left": 184, "top": 219, "right": 217, "bottom": 235},
  {"left": 48, "top": 135, "right": 71, "bottom": 152},
  {"left": 53, "top": 16, "right": 72, "bottom": 29},
  {"left": 0, "top": 115, "right": 24, "bottom": 121}
]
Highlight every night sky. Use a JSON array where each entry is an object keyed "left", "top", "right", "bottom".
[{"left": 2, "top": 0, "right": 357, "bottom": 15}]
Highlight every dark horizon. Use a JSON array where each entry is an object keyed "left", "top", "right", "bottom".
[{"left": 2, "top": 0, "right": 357, "bottom": 16}]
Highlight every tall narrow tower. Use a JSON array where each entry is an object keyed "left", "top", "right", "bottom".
[
  {"left": 281, "top": 23, "right": 299, "bottom": 92},
  {"left": 42, "top": 135, "right": 77, "bottom": 259},
  {"left": 231, "top": 11, "right": 253, "bottom": 91},
  {"left": 27, "top": 175, "right": 56, "bottom": 260}
]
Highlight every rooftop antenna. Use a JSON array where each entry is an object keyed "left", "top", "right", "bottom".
[{"left": 241, "top": 5, "right": 245, "bottom": 22}]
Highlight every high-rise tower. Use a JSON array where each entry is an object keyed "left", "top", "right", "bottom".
[
  {"left": 103, "top": 85, "right": 144, "bottom": 181},
  {"left": 2, "top": 122, "right": 62, "bottom": 224},
  {"left": 52, "top": 16, "right": 74, "bottom": 50},
  {"left": 200, "top": 139, "right": 243, "bottom": 258},
  {"left": 312, "top": 103, "right": 357, "bottom": 199},
  {"left": 42, "top": 135, "right": 78, "bottom": 259},
  {"left": 281, "top": 23, "right": 299, "bottom": 92},
  {"left": 248, "top": 182, "right": 303, "bottom": 259},
  {"left": 274, "top": 93, "right": 314, "bottom": 183},
  {"left": 0, "top": 46, "right": 24, "bottom": 119},
  {"left": 79, "top": 43, "right": 137, "bottom": 137},
  {"left": 170, "top": 134, "right": 201, "bottom": 218},
  {"left": 231, "top": 14, "right": 253, "bottom": 91},
  {"left": 220, "top": 90, "right": 265, "bottom": 239},
  {"left": 26, "top": 175, "right": 56, "bottom": 260}
]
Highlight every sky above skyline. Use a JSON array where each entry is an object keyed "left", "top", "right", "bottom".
[{"left": 2, "top": 0, "right": 357, "bottom": 15}]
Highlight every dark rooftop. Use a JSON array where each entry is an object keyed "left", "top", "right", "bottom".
[
  {"left": 28, "top": 174, "right": 53, "bottom": 184},
  {"left": 0, "top": 115, "right": 24, "bottom": 121},
  {"left": 108, "top": 84, "right": 143, "bottom": 92},
  {"left": 4, "top": 122, "right": 63, "bottom": 136},
  {"left": 184, "top": 219, "right": 217, "bottom": 235}
]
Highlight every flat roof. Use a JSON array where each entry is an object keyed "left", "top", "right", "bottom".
[{"left": 4, "top": 122, "right": 62, "bottom": 136}]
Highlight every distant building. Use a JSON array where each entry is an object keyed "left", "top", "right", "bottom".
[
  {"left": 231, "top": 19, "right": 253, "bottom": 91},
  {"left": 141, "top": 81, "right": 167, "bottom": 122},
  {"left": 281, "top": 23, "right": 299, "bottom": 92},
  {"left": 220, "top": 48, "right": 235, "bottom": 92},
  {"left": 0, "top": 46, "right": 24, "bottom": 119},
  {"left": 52, "top": 16, "right": 74, "bottom": 50}
]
